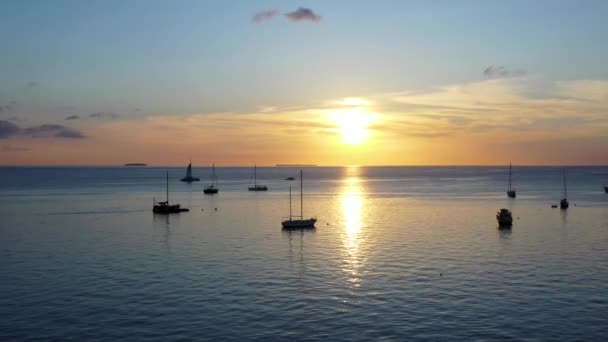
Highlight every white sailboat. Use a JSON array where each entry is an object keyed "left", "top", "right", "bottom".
[
  {"left": 282, "top": 170, "right": 316, "bottom": 229},
  {"left": 248, "top": 164, "right": 268, "bottom": 191},
  {"left": 203, "top": 163, "right": 219, "bottom": 194},
  {"left": 180, "top": 161, "right": 200, "bottom": 182}
]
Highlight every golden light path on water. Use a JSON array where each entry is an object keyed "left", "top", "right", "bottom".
[{"left": 340, "top": 166, "right": 366, "bottom": 286}]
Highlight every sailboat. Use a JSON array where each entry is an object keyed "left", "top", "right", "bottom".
[
  {"left": 180, "top": 161, "right": 200, "bottom": 182},
  {"left": 282, "top": 170, "right": 316, "bottom": 229},
  {"left": 203, "top": 163, "right": 219, "bottom": 194},
  {"left": 248, "top": 164, "right": 268, "bottom": 191},
  {"left": 507, "top": 162, "right": 516, "bottom": 198},
  {"left": 560, "top": 168, "right": 569, "bottom": 209},
  {"left": 154, "top": 171, "right": 189, "bottom": 214}
]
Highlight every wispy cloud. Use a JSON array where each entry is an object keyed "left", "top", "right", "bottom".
[
  {"left": 252, "top": 9, "right": 279, "bottom": 23},
  {"left": 0, "top": 120, "right": 20, "bottom": 138},
  {"left": 90, "top": 112, "right": 120, "bottom": 119},
  {"left": 0, "top": 100, "right": 17, "bottom": 113},
  {"left": 0, "top": 120, "right": 85, "bottom": 139},
  {"left": 1, "top": 144, "right": 30, "bottom": 152},
  {"left": 65, "top": 115, "right": 80, "bottom": 120},
  {"left": 285, "top": 7, "right": 322, "bottom": 22},
  {"left": 483, "top": 65, "right": 527, "bottom": 79}
]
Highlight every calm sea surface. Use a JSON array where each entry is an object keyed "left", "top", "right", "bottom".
[{"left": 1, "top": 166, "right": 607, "bottom": 341}]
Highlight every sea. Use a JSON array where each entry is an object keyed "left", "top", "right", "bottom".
[{"left": 1, "top": 166, "right": 607, "bottom": 341}]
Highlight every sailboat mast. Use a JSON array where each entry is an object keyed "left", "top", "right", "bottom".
[
  {"left": 300, "top": 169, "right": 303, "bottom": 219},
  {"left": 166, "top": 170, "right": 169, "bottom": 204},
  {"left": 254, "top": 164, "right": 257, "bottom": 187},
  {"left": 508, "top": 162, "right": 512, "bottom": 191},
  {"left": 289, "top": 186, "right": 292, "bottom": 220},
  {"left": 563, "top": 169, "right": 567, "bottom": 198}
]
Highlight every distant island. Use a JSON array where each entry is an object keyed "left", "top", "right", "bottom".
[
  {"left": 276, "top": 164, "right": 317, "bottom": 167},
  {"left": 124, "top": 163, "right": 147, "bottom": 166}
]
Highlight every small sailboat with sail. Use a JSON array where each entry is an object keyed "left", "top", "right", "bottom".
[
  {"left": 154, "top": 171, "right": 189, "bottom": 214},
  {"left": 282, "top": 170, "right": 316, "bottom": 229},
  {"left": 203, "top": 163, "right": 219, "bottom": 194},
  {"left": 560, "top": 168, "right": 569, "bottom": 209},
  {"left": 507, "top": 162, "right": 516, "bottom": 198},
  {"left": 248, "top": 164, "right": 268, "bottom": 191},
  {"left": 180, "top": 161, "right": 200, "bottom": 182}
]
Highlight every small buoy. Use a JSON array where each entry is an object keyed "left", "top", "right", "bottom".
[
  {"left": 214, "top": 208, "right": 217, "bottom": 211},
  {"left": 201, "top": 209, "right": 204, "bottom": 211},
  {"left": 440, "top": 273, "right": 443, "bottom": 276}
]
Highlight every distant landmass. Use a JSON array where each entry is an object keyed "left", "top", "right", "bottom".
[
  {"left": 124, "top": 163, "right": 147, "bottom": 166},
  {"left": 276, "top": 164, "right": 317, "bottom": 167}
]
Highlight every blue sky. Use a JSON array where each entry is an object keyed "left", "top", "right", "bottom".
[{"left": 1, "top": 1, "right": 607, "bottom": 165}]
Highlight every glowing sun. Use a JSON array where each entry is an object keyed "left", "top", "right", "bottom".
[{"left": 331, "top": 108, "right": 373, "bottom": 145}]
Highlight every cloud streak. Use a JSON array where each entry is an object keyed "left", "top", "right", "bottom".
[
  {"left": 285, "top": 8, "right": 322, "bottom": 22},
  {"left": 252, "top": 10, "right": 279, "bottom": 23},
  {"left": 483, "top": 65, "right": 527, "bottom": 79},
  {"left": 252, "top": 8, "right": 322, "bottom": 24},
  {"left": 0, "top": 120, "right": 85, "bottom": 139},
  {"left": 90, "top": 112, "right": 120, "bottom": 119}
]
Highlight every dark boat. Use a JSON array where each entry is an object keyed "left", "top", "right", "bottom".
[
  {"left": 180, "top": 162, "right": 200, "bottom": 182},
  {"left": 604, "top": 186, "right": 608, "bottom": 193},
  {"left": 154, "top": 171, "right": 189, "bottom": 214},
  {"left": 285, "top": 177, "right": 295, "bottom": 181},
  {"left": 560, "top": 169, "right": 569, "bottom": 210},
  {"left": 496, "top": 208, "right": 513, "bottom": 227},
  {"left": 203, "top": 163, "right": 219, "bottom": 194},
  {"left": 507, "top": 162, "right": 516, "bottom": 198},
  {"left": 282, "top": 170, "right": 317, "bottom": 229},
  {"left": 248, "top": 164, "right": 268, "bottom": 191}
]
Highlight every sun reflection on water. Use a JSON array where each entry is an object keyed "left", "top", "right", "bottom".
[{"left": 340, "top": 166, "right": 366, "bottom": 286}]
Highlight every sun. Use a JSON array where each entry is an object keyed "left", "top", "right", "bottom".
[{"left": 331, "top": 108, "right": 373, "bottom": 144}]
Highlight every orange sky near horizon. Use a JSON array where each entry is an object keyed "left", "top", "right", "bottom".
[{"left": 2, "top": 78, "right": 608, "bottom": 166}]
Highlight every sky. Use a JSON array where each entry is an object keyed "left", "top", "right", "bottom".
[{"left": 1, "top": 0, "right": 607, "bottom": 166}]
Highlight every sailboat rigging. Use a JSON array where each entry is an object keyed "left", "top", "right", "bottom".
[
  {"left": 154, "top": 171, "right": 189, "bottom": 213},
  {"left": 203, "top": 163, "right": 219, "bottom": 194},
  {"left": 560, "top": 168, "right": 569, "bottom": 209},
  {"left": 180, "top": 161, "right": 200, "bottom": 182},
  {"left": 507, "top": 162, "right": 516, "bottom": 198},
  {"left": 248, "top": 164, "right": 268, "bottom": 191},
  {"left": 282, "top": 170, "right": 316, "bottom": 229}
]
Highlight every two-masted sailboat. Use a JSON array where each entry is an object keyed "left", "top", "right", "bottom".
[
  {"left": 180, "top": 162, "right": 200, "bottom": 182},
  {"left": 203, "top": 163, "right": 219, "bottom": 194},
  {"left": 282, "top": 170, "right": 316, "bottom": 229},
  {"left": 154, "top": 171, "right": 189, "bottom": 213},
  {"left": 560, "top": 168, "right": 569, "bottom": 209},
  {"left": 507, "top": 162, "right": 516, "bottom": 198},
  {"left": 248, "top": 164, "right": 268, "bottom": 191}
]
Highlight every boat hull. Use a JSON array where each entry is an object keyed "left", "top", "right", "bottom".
[
  {"left": 282, "top": 218, "right": 317, "bottom": 229},
  {"left": 203, "top": 188, "right": 218, "bottom": 194},
  {"left": 604, "top": 186, "right": 608, "bottom": 193},
  {"left": 507, "top": 190, "right": 516, "bottom": 198},
  {"left": 560, "top": 199, "right": 569, "bottom": 209},
  {"left": 153, "top": 206, "right": 189, "bottom": 214},
  {"left": 180, "top": 177, "right": 200, "bottom": 182},
  {"left": 248, "top": 186, "right": 268, "bottom": 191}
]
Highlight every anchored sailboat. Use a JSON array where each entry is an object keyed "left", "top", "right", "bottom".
[
  {"left": 154, "top": 171, "right": 189, "bottom": 214},
  {"left": 507, "top": 162, "right": 516, "bottom": 198},
  {"left": 180, "top": 162, "right": 200, "bottom": 182},
  {"left": 560, "top": 168, "right": 569, "bottom": 209},
  {"left": 248, "top": 164, "right": 268, "bottom": 191},
  {"left": 203, "top": 163, "right": 219, "bottom": 194},
  {"left": 282, "top": 170, "right": 316, "bottom": 229}
]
